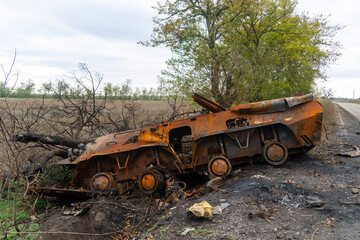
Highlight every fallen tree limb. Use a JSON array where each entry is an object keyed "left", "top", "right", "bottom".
[
  {"left": 23, "top": 149, "right": 68, "bottom": 175},
  {"left": 15, "top": 133, "right": 93, "bottom": 148}
]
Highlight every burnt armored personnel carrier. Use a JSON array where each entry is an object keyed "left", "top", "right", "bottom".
[{"left": 33, "top": 93, "right": 322, "bottom": 196}]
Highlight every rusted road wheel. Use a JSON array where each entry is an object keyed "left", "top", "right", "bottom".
[
  {"left": 90, "top": 172, "right": 115, "bottom": 191},
  {"left": 262, "top": 140, "right": 288, "bottom": 165},
  {"left": 138, "top": 170, "right": 164, "bottom": 193},
  {"left": 208, "top": 155, "right": 232, "bottom": 177}
]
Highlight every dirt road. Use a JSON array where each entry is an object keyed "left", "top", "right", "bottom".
[{"left": 336, "top": 102, "right": 360, "bottom": 121}]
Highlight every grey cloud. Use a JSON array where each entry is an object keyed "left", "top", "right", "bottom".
[{"left": 14, "top": 1, "right": 154, "bottom": 41}]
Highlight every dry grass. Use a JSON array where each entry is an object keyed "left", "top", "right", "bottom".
[
  {"left": 347, "top": 99, "right": 360, "bottom": 104},
  {"left": 0, "top": 98, "right": 172, "bottom": 135},
  {"left": 318, "top": 98, "right": 337, "bottom": 140}
]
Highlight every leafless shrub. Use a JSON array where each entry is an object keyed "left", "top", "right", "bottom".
[
  {"left": 320, "top": 87, "right": 335, "bottom": 99},
  {"left": 0, "top": 50, "right": 27, "bottom": 234}
]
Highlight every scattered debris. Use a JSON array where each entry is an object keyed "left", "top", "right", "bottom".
[
  {"left": 206, "top": 177, "right": 224, "bottom": 191},
  {"left": 248, "top": 211, "right": 273, "bottom": 220},
  {"left": 284, "top": 179, "right": 296, "bottom": 185},
  {"left": 305, "top": 196, "right": 325, "bottom": 209},
  {"left": 250, "top": 173, "right": 270, "bottom": 180},
  {"left": 351, "top": 188, "right": 359, "bottom": 194},
  {"left": 321, "top": 218, "right": 337, "bottom": 228},
  {"left": 184, "top": 187, "right": 205, "bottom": 198},
  {"left": 339, "top": 199, "right": 360, "bottom": 206},
  {"left": 213, "top": 203, "right": 230, "bottom": 215},
  {"left": 187, "top": 201, "right": 214, "bottom": 218},
  {"left": 337, "top": 146, "right": 360, "bottom": 157},
  {"left": 181, "top": 227, "right": 195, "bottom": 236},
  {"left": 232, "top": 169, "right": 242, "bottom": 175},
  {"left": 260, "top": 204, "right": 269, "bottom": 212},
  {"left": 62, "top": 209, "right": 85, "bottom": 216},
  {"left": 279, "top": 194, "right": 293, "bottom": 205}
]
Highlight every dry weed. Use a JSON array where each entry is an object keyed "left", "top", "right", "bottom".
[{"left": 318, "top": 98, "right": 336, "bottom": 140}]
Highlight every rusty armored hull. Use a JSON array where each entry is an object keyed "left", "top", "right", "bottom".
[{"left": 34, "top": 94, "right": 323, "bottom": 195}]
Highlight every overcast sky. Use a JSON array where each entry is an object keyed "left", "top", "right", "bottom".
[{"left": 0, "top": 0, "right": 359, "bottom": 98}]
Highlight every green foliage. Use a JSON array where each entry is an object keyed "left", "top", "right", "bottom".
[
  {"left": 0, "top": 179, "right": 42, "bottom": 240},
  {"left": 0, "top": 202, "right": 39, "bottom": 239},
  {"left": 13, "top": 80, "right": 36, "bottom": 98},
  {"left": 147, "top": 224, "right": 157, "bottom": 233},
  {"left": 0, "top": 81, "right": 12, "bottom": 97},
  {"left": 0, "top": 196, "right": 28, "bottom": 239},
  {"left": 0, "top": 222, "right": 39, "bottom": 240},
  {"left": 28, "top": 223, "right": 39, "bottom": 232},
  {"left": 22, "top": 233, "right": 40, "bottom": 240},
  {"left": 0, "top": 188, "right": 27, "bottom": 225},
  {"left": 34, "top": 199, "right": 47, "bottom": 209},
  {"left": 38, "top": 165, "right": 74, "bottom": 188},
  {"left": 146, "top": 0, "right": 342, "bottom": 107},
  {"left": 190, "top": 227, "right": 221, "bottom": 238}
]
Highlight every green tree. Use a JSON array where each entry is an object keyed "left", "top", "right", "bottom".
[
  {"left": 120, "top": 79, "right": 132, "bottom": 99},
  {"left": 14, "top": 79, "right": 35, "bottom": 98},
  {"left": 54, "top": 79, "right": 70, "bottom": 98},
  {"left": 103, "top": 82, "right": 114, "bottom": 98},
  {"left": 133, "top": 87, "right": 141, "bottom": 100},
  {"left": 0, "top": 81, "right": 11, "bottom": 97},
  {"left": 224, "top": 0, "right": 341, "bottom": 102},
  {"left": 145, "top": 0, "right": 341, "bottom": 106},
  {"left": 40, "top": 81, "right": 53, "bottom": 96}
]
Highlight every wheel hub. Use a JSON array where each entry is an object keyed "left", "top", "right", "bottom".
[
  {"left": 266, "top": 144, "right": 285, "bottom": 162},
  {"left": 138, "top": 170, "right": 164, "bottom": 193},
  {"left": 211, "top": 159, "right": 228, "bottom": 176},
  {"left": 262, "top": 141, "right": 288, "bottom": 165},
  {"left": 90, "top": 173, "right": 114, "bottom": 191},
  {"left": 208, "top": 156, "right": 232, "bottom": 177},
  {"left": 141, "top": 173, "right": 156, "bottom": 191}
]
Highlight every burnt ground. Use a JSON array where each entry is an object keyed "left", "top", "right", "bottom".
[{"left": 37, "top": 104, "right": 360, "bottom": 240}]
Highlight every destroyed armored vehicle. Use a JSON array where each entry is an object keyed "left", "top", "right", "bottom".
[{"left": 34, "top": 93, "right": 323, "bottom": 196}]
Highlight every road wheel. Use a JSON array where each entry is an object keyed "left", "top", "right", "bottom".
[
  {"left": 262, "top": 140, "right": 288, "bottom": 165},
  {"left": 90, "top": 172, "right": 115, "bottom": 191},
  {"left": 138, "top": 170, "right": 164, "bottom": 194},
  {"left": 208, "top": 156, "right": 232, "bottom": 177}
]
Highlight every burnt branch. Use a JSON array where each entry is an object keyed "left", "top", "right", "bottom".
[
  {"left": 15, "top": 133, "right": 93, "bottom": 148},
  {"left": 23, "top": 149, "right": 68, "bottom": 175}
]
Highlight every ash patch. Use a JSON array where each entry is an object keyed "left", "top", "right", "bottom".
[{"left": 39, "top": 196, "right": 160, "bottom": 240}]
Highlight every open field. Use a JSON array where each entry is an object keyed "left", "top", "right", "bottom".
[{"left": 0, "top": 98, "right": 173, "bottom": 134}]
